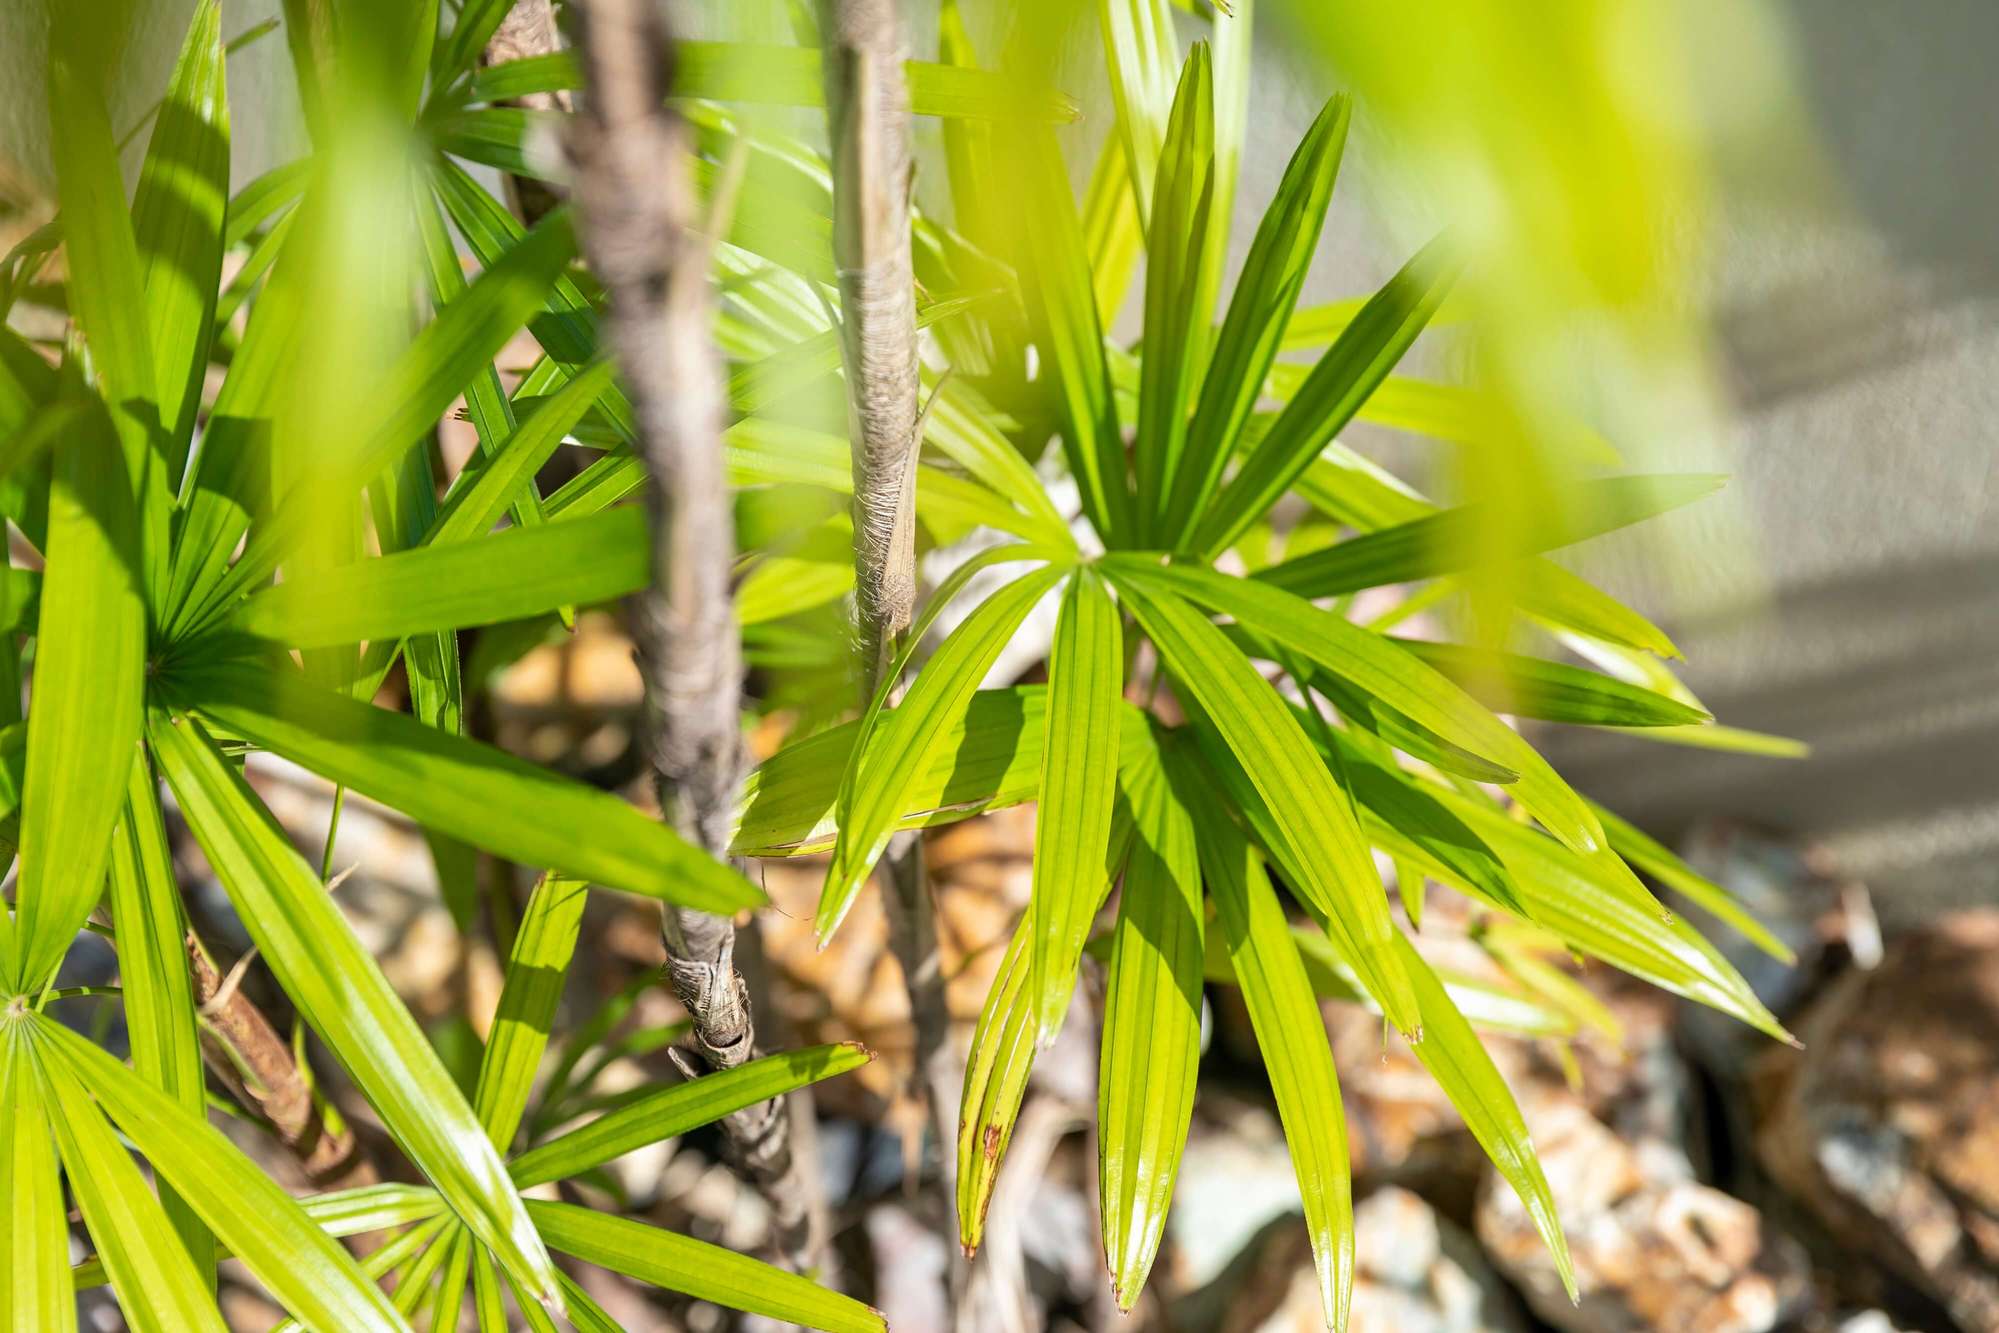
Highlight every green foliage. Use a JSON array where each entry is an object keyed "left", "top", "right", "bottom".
[
  {"left": 5, "top": 1, "right": 1792, "bottom": 1329},
  {"left": 747, "top": 6, "right": 1794, "bottom": 1328}
]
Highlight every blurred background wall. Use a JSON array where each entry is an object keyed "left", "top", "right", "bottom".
[{"left": 3, "top": 0, "right": 1993, "bottom": 922}]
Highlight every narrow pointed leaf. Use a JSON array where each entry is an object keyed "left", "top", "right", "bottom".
[
  {"left": 1132, "top": 45, "right": 1216, "bottom": 542},
  {"left": 819, "top": 563, "right": 1067, "bottom": 940},
  {"left": 162, "top": 661, "right": 759, "bottom": 914},
  {"left": 1192, "top": 794, "right": 1354, "bottom": 1332},
  {"left": 1260, "top": 475, "right": 1725, "bottom": 599},
  {"left": 106, "top": 750, "right": 212, "bottom": 1274},
  {"left": 31, "top": 1045, "right": 226, "bottom": 1333},
  {"left": 512, "top": 1044, "right": 870, "bottom": 1189},
  {"left": 530, "top": 1200, "right": 885, "bottom": 1333},
  {"left": 1167, "top": 93, "right": 1348, "bottom": 543},
  {"left": 12, "top": 407, "right": 145, "bottom": 992},
  {"left": 1097, "top": 0, "right": 1179, "bottom": 227},
  {"left": 1, "top": 1032, "right": 73, "bottom": 1333},
  {"left": 1389, "top": 934, "right": 1576, "bottom": 1299},
  {"left": 957, "top": 917, "right": 1037, "bottom": 1253},
  {"left": 735, "top": 685, "right": 1157, "bottom": 856},
  {"left": 1393, "top": 639, "right": 1711, "bottom": 729},
  {"left": 475, "top": 875, "right": 589, "bottom": 1150},
  {"left": 1427, "top": 786, "right": 1789, "bottom": 1039},
  {"left": 1029, "top": 571, "right": 1123, "bottom": 1041},
  {"left": 1106, "top": 570, "right": 1418, "bottom": 1032},
  {"left": 1099, "top": 727, "right": 1204, "bottom": 1311},
  {"left": 1194, "top": 236, "right": 1458, "bottom": 558},
  {"left": 1590, "top": 801, "right": 1793, "bottom": 963},
  {"left": 229, "top": 505, "right": 649, "bottom": 647},
  {"left": 146, "top": 715, "right": 565, "bottom": 1314},
  {"left": 996, "top": 123, "right": 1130, "bottom": 542},
  {"left": 70, "top": 1183, "right": 451, "bottom": 1292},
  {"left": 414, "top": 181, "right": 547, "bottom": 539},
  {"left": 132, "top": 0, "right": 229, "bottom": 469},
  {"left": 1113, "top": 559, "right": 1602, "bottom": 853},
  {"left": 429, "top": 358, "right": 615, "bottom": 545}
]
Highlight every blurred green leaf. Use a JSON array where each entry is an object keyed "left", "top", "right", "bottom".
[
  {"left": 229, "top": 505, "right": 648, "bottom": 647},
  {"left": 46, "top": 13, "right": 172, "bottom": 600},
  {"left": 1098, "top": 0, "right": 1180, "bottom": 228},
  {"left": 184, "top": 208, "right": 580, "bottom": 636},
  {"left": 464, "top": 44, "right": 1080, "bottom": 121},
  {"left": 131, "top": 0, "right": 229, "bottom": 475},
  {"left": 11, "top": 406, "right": 145, "bottom": 992},
  {"left": 475, "top": 874, "right": 589, "bottom": 1151}
]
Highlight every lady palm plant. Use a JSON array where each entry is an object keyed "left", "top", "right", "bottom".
[
  {"left": 724, "top": 5, "right": 1796, "bottom": 1328},
  {"left": 0, "top": 0, "right": 1011, "bottom": 1327},
  {"left": 3, "top": 0, "right": 1795, "bottom": 1329}
]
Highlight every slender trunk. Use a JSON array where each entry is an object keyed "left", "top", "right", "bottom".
[
  {"left": 564, "top": 0, "right": 824, "bottom": 1276},
  {"left": 821, "top": 0, "right": 922, "bottom": 694},
  {"left": 819, "top": 0, "right": 962, "bottom": 1293}
]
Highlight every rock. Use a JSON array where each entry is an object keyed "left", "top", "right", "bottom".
[
  {"left": 1176, "top": 1185, "right": 1527, "bottom": 1333},
  {"left": 1477, "top": 1088, "right": 1814, "bottom": 1331},
  {"left": 1755, "top": 909, "right": 1999, "bottom": 1330}
]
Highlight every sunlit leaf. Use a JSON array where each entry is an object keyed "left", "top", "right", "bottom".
[
  {"left": 1193, "top": 235, "right": 1458, "bottom": 559},
  {"left": 1029, "top": 571, "right": 1123, "bottom": 1041},
  {"left": 147, "top": 714, "right": 565, "bottom": 1313},
  {"left": 1190, "top": 788, "right": 1353, "bottom": 1332},
  {"left": 11, "top": 405, "right": 145, "bottom": 992},
  {"left": 1105, "top": 569, "right": 1418, "bottom": 1031},
  {"left": 162, "top": 660, "right": 759, "bottom": 915},
  {"left": 1098, "top": 726, "right": 1203, "bottom": 1311},
  {"left": 530, "top": 1200, "right": 885, "bottom": 1333}
]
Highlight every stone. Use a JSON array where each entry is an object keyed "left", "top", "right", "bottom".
[
  {"left": 1477, "top": 1084, "right": 1813, "bottom": 1331},
  {"left": 1175, "top": 1185, "right": 1527, "bottom": 1333},
  {"left": 1755, "top": 909, "right": 1999, "bottom": 1330}
]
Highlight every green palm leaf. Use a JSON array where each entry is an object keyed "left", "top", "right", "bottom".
[
  {"left": 1106, "top": 569, "right": 1418, "bottom": 1031},
  {"left": 162, "top": 660, "right": 759, "bottom": 914},
  {"left": 1192, "top": 790, "right": 1354, "bottom": 1332},
  {"left": 147, "top": 713, "right": 565, "bottom": 1315},
  {"left": 1029, "top": 570, "right": 1124, "bottom": 1041}
]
